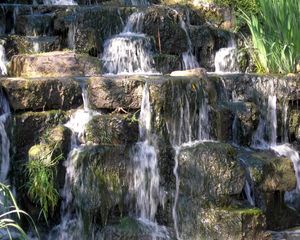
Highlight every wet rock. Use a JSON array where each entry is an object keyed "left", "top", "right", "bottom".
[
  {"left": 153, "top": 54, "right": 181, "bottom": 74},
  {"left": 13, "top": 110, "right": 69, "bottom": 163},
  {"left": 16, "top": 13, "right": 55, "bottom": 36},
  {"left": 87, "top": 76, "right": 144, "bottom": 110},
  {"left": 9, "top": 51, "right": 102, "bottom": 77},
  {"left": 85, "top": 114, "right": 138, "bottom": 145},
  {"left": 1, "top": 77, "right": 82, "bottom": 111},
  {"left": 1, "top": 35, "right": 61, "bottom": 60},
  {"left": 289, "top": 110, "right": 300, "bottom": 143},
  {"left": 190, "top": 26, "right": 230, "bottom": 71},
  {"left": 54, "top": 6, "right": 129, "bottom": 54},
  {"left": 99, "top": 217, "right": 170, "bottom": 240},
  {"left": 143, "top": 6, "right": 188, "bottom": 55},
  {"left": 72, "top": 145, "right": 130, "bottom": 225},
  {"left": 238, "top": 149, "right": 296, "bottom": 192},
  {"left": 192, "top": 207, "right": 268, "bottom": 240},
  {"left": 178, "top": 142, "right": 245, "bottom": 202}
]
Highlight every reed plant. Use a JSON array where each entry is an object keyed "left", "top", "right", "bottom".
[
  {"left": 241, "top": 0, "right": 300, "bottom": 74},
  {"left": 0, "top": 183, "right": 38, "bottom": 239}
]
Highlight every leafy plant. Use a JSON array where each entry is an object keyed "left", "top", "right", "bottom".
[
  {"left": 241, "top": 0, "right": 300, "bottom": 74},
  {"left": 27, "top": 144, "right": 63, "bottom": 222},
  {"left": 0, "top": 183, "right": 38, "bottom": 239}
]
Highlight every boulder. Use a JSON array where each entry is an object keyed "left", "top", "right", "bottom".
[
  {"left": 13, "top": 110, "right": 69, "bottom": 163},
  {"left": 72, "top": 145, "right": 130, "bottom": 225},
  {"left": 1, "top": 77, "right": 82, "bottom": 111},
  {"left": 238, "top": 149, "right": 296, "bottom": 192},
  {"left": 85, "top": 114, "right": 138, "bottom": 145},
  {"left": 142, "top": 6, "right": 189, "bottom": 55},
  {"left": 9, "top": 51, "right": 102, "bottom": 77},
  {"left": 178, "top": 142, "right": 245, "bottom": 202}
]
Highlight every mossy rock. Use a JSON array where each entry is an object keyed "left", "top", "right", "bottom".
[
  {"left": 72, "top": 145, "right": 130, "bottom": 226},
  {"left": 99, "top": 217, "right": 170, "bottom": 240},
  {"left": 238, "top": 149, "right": 296, "bottom": 192},
  {"left": 85, "top": 114, "right": 138, "bottom": 145}
]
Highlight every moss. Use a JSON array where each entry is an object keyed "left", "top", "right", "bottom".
[{"left": 223, "top": 206, "right": 263, "bottom": 216}]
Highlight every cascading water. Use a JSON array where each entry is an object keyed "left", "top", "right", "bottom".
[
  {"left": 214, "top": 38, "right": 239, "bottom": 73},
  {"left": 48, "top": 82, "right": 99, "bottom": 240},
  {"left": 0, "top": 44, "right": 7, "bottom": 76},
  {"left": 250, "top": 81, "right": 300, "bottom": 210},
  {"left": 177, "top": 13, "right": 199, "bottom": 70},
  {"left": 43, "top": 0, "right": 77, "bottom": 5},
  {"left": 102, "top": 12, "right": 157, "bottom": 75},
  {"left": 0, "top": 90, "right": 11, "bottom": 183},
  {"left": 165, "top": 81, "right": 210, "bottom": 239},
  {"left": 131, "top": 83, "right": 169, "bottom": 238}
]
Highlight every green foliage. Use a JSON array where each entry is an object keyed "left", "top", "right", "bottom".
[
  {"left": 241, "top": 0, "right": 300, "bottom": 73},
  {"left": 27, "top": 144, "right": 63, "bottom": 222},
  {"left": 214, "top": 0, "right": 258, "bottom": 14},
  {"left": 0, "top": 183, "right": 38, "bottom": 239}
]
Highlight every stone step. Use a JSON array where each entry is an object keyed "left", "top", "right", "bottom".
[
  {"left": 8, "top": 51, "right": 102, "bottom": 77},
  {"left": 1, "top": 76, "right": 83, "bottom": 111}
]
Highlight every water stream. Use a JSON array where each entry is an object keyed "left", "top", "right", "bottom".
[
  {"left": 131, "top": 83, "right": 169, "bottom": 238},
  {"left": 177, "top": 13, "right": 199, "bottom": 70},
  {"left": 102, "top": 12, "right": 157, "bottom": 75},
  {"left": 0, "top": 44, "right": 7, "bottom": 76},
  {"left": 48, "top": 82, "right": 99, "bottom": 240},
  {"left": 214, "top": 38, "right": 239, "bottom": 73},
  {"left": 0, "top": 90, "right": 11, "bottom": 183}
]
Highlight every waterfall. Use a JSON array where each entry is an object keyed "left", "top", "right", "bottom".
[
  {"left": 48, "top": 82, "right": 99, "bottom": 240},
  {"left": 251, "top": 94, "right": 277, "bottom": 149},
  {"left": 178, "top": 14, "right": 199, "bottom": 70},
  {"left": 250, "top": 81, "right": 300, "bottom": 207},
  {"left": 43, "top": 0, "right": 77, "bottom": 5},
  {"left": 132, "top": 84, "right": 160, "bottom": 221},
  {"left": 126, "top": 0, "right": 149, "bottom": 6},
  {"left": 0, "top": 44, "right": 7, "bottom": 76},
  {"left": 214, "top": 39, "right": 239, "bottom": 73},
  {"left": 131, "top": 83, "right": 169, "bottom": 238},
  {"left": 0, "top": 91, "right": 11, "bottom": 183},
  {"left": 165, "top": 82, "right": 210, "bottom": 239},
  {"left": 102, "top": 12, "right": 157, "bottom": 75}
]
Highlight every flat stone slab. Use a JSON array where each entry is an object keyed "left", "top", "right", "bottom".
[
  {"left": 9, "top": 51, "right": 102, "bottom": 77},
  {"left": 1, "top": 77, "right": 82, "bottom": 111}
]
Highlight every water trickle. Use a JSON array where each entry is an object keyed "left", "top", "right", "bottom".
[
  {"left": 0, "top": 91, "right": 11, "bottom": 183},
  {"left": 214, "top": 39, "right": 239, "bottom": 73},
  {"left": 251, "top": 94, "right": 277, "bottom": 149},
  {"left": 48, "top": 82, "right": 99, "bottom": 240},
  {"left": 178, "top": 14, "right": 199, "bottom": 70},
  {"left": 68, "top": 24, "right": 76, "bottom": 51},
  {"left": 282, "top": 99, "right": 289, "bottom": 143},
  {"left": 102, "top": 12, "right": 157, "bottom": 75},
  {"left": 0, "top": 44, "right": 7, "bottom": 76},
  {"left": 126, "top": 0, "right": 149, "bottom": 6}
]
